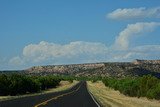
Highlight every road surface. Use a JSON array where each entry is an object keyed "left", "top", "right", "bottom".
[{"left": 0, "top": 81, "right": 100, "bottom": 107}]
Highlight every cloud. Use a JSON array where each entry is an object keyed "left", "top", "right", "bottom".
[
  {"left": 8, "top": 41, "right": 160, "bottom": 69},
  {"left": 107, "top": 7, "right": 160, "bottom": 20},
  {"left": 107, "top": 45, "right": 160, "bottom": 62},
  {"left": 121, "top": 45, "right": 160, "bottom": 60},
  {"left": 9, "top": 56, "right": 24, "bottom": 66},
  {"left": 9, "top": 41, "right": 108, "bottom": 67},
  {"left": 8, "top": 22, "right": 160, "bottom": 69},
  {"left": 23, "top": 41, "right": 108, "bottom": 62},
  {"left": 113, "top": 22, "right": 160, "bottom": 50}
]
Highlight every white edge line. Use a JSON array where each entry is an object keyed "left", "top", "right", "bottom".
[{"left": 86, "top": 85, "right": 101, "bottom": 107}]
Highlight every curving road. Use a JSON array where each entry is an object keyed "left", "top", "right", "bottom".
[{"left": 0, "top": 81, "right": 100, "bottom": 107}]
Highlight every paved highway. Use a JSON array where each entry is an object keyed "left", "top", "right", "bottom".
[{"left": 0, "top": 81, "right": 100, "bottom": 107}]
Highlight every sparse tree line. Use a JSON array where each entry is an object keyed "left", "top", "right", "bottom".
[
  {"left": 0, "top": 74, "right": 74, "bottom": 96},
  {"left": 102, "top": 75, "right": 160, "bottom": 100}
]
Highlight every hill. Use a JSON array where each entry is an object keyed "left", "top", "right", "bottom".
[{"left": 24, "top": 59, "right": 160, "bottom": 78}]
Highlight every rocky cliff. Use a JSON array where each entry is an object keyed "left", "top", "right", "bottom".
[
  {"left": 25, "top": 60, "right": 160, "bottom": 78},
  {"left": 133, "top": 59, "right": 160, "bottom": 65}
]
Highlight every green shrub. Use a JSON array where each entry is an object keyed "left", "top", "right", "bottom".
[
  {"left": 102, "top": 75, "right": 160, "bottom": 100},
  {"left": 0, "top": 74, "right": 61, "bottom": 96},
  {"left": 146, "top": 83, "right": 160, "bottom": 99},
  {"left": 139, "top": 75, "right": 159, "bottom": 97},
  {"left": 36, "top": 76, "right": 60, "bottom": 90},
  {"left": 0, "top": 74, "right": 11, "bottom": 95}
]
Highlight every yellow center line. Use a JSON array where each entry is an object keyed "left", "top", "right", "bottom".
[{"left": 34, "top": 82, "right": 82, "bottom": 107}]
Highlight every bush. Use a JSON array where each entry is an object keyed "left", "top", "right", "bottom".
[
  {"left": 0, "top": 74, "right": 10, "bottom": 95},
  {"left": 36, "top": 76, "right": 60, "bottom": 90},
  {"left": 139, "top": 75, "right": 159, "bottom": 97},
  {"left": 0, "top": 74, "right": 61, "bottom": 96},
  {"left": 102, "top": 75, "right": 160, "bottom": 100},
  {"left": 9, "top": 74, "right": 28, "bottom": 95},
  {"left": 146, "top": 83, "right": 160, "bottom": 99},
  {"left": 119, "top": 79, "right": 140, "bottom": 97}
]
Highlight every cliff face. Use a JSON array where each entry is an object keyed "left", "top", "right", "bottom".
[
  {"left": 25, "top": 60, "right": 160, "bottom": 78},
  {"left": 133, "top": 59, "right": 160, "bottom": 65},
  {"left": 26, "top": 63, "right": 105, "bottom": 74}
]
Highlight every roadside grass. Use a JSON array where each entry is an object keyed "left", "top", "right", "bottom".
[
  {"left": 0, "top": 80, "right": 78, "bottom": 101},
  {"left": 87, "top": 81, "right": 160, "bottom": 107}
]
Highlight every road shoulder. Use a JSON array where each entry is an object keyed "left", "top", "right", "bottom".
[{"left": 87, "top": 81, "right": 160, "bottom": 107}]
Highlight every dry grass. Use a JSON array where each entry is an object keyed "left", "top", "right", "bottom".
[
  {"left": 44, "top": 80, "right": 78, "bottom": 93},
  {"left": 87, "top": 81, "right": 160, "bottom": 107},
  {"left": 0, "top": 80, "right": 78, "bottom": 101}
]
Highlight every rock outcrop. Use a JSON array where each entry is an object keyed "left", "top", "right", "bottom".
[
  {"left": 26, "top": 63, "right": 105, "bottom": 74},
  {"left": 25, "top": 59, "right": 160, "bottom": 78},
  {"left": 133, "top": 59, "right": 160, "bottom": 65}
]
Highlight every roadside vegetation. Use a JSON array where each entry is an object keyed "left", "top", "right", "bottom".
[
  {"left": 87, "top": 81, "right": 160, "bottom": 107},
  {"left": 81, "top": 75, "right": 160, "bottom": 100},
  {"left": 86, "top": 75, "right": 160, "bottom": 100},
  {"left": 1, "top": 72, "right": 160, "bottom": 101},
  {"left": 102, "top": 75, "right": 160, "bottom": 100},
  {"left": 0, "top": 74, "right": 75, "bottom": 96}
]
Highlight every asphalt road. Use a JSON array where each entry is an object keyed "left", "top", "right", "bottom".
[{"left": 0, "top": 81, "right": 100, "bottom": 107}]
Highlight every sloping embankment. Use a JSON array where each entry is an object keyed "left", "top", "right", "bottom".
[{"left": 87, "top": 81, "right": 160, "bottom": 107}]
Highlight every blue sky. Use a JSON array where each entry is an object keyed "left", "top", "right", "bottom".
[{"left": 0, "top": 0, "right": 160, "bottom": 70}]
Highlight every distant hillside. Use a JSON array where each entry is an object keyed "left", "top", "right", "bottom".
[
  {"left": 25, "top": 59, "right": 160, "bottom": 78},
  {"left": 133, "top": 59, "right": 160, "bottom": 65}
]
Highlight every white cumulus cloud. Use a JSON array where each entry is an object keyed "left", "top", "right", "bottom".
[
  {"left": 113, "top": 22, "right": 160, "bottom": 50},
  {"left": 8, "top": 22, "right": 160, "bottom": 69},
  {"left": 9, "top": 41, "right": 108, "bottom": 66},
  {"left": 107, "top": 7, "right": 160, "bottom": 20},
  {"left": 107, "top": 45, "right": 160, "bottom": 62},
  {"left": 8, "top": 41, "right": 160, "bottom": 69},
  {"left": 23, "top": 41, "right": 108, "bottom": 62},
  {"left": 9, "top": 56, "right": 24, "bottom": 66}
]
